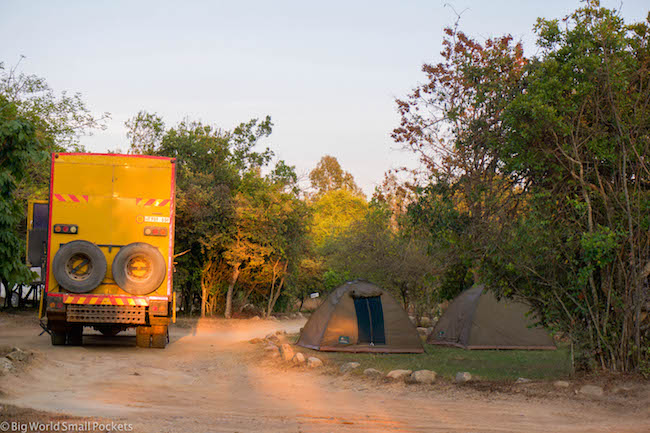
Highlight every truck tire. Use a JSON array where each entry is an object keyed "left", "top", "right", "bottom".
[
  {"left": 67, "top": 326, "right": 83, "bottom": 346},
  {"left": 136, "top": 326, "right": 151, "bottom": 348},
  {"left": 51, "top": 331, "right": 66, "bottom": 346},
  {"left": 112, "top": 243, "right": 166, "bottom": 295},
  {"left": 52, "top": 240, "right": 107, "bottom": 293},
  {"left": 151, "top": 332, "right": 167, "bottom": 349}
]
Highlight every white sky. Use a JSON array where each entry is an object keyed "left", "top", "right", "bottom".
[{"left": 1, "top": 0, "right": 648, "bottom": 195}]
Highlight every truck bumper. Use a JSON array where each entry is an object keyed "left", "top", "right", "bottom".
[
  {"left": 46, "top": 294, "right": 169, "bottom": 326},
  {"left": 66, "top": 304, "right": 146, "bottom": 324}
]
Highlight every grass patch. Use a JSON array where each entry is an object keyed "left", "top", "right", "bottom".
[{"left": 295, "top": 339, "right": 572, "bottom": 381}]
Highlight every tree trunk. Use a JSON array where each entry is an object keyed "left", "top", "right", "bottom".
[
  {"left": 2, "top": 279, "right": 12, "bottom": 309},
  {"left": 224, "top": 263, "right": 241, "bottom": 319},
  {"left": 267, "top": 262, "right": 288, "bottom": 317},
  {"left": 238, "top": 287, "right": 255, "bottom": 313},
  {"left": 266, "top": 259, "right": 281, "bottom": 318},
  {"left": 201, "top": 285, "right": 207, "bottom": 317}
]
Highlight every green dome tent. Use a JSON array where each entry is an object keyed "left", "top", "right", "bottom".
[
  {"left": 297, "top": 280, "right": 424, "bottom": 353},
  {"left": 427, "top": 285, "right": 556, "bottom": 350}
]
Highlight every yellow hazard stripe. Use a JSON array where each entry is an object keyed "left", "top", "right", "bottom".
[{"left": 61, "top": 295, "right": 149, "bottom": 306}]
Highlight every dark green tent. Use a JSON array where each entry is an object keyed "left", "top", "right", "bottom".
[
  {"left": 297, "top": 280, "right": 424, "bottom": 353},
  {"left": 427, "top": 285, "right": 556, "bottom": 350}
]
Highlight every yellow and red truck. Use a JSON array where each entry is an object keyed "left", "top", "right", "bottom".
[{"left": 39, "top": 153, "right": 176, "bottom": 348}]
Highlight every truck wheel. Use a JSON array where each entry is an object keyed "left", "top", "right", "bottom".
[
  {"left": 136, "top": 326, "right": 151, "bottom": 348},
  {"left": 67, "top": 326, "right": 83, "bottom": 346},
  {"left": 51, "top": 331, "right": 66, "bottom": 346},
  {"left": 112, "top": 243, "right": 166, "bottom": 295},
  {"left": 52, "top": 240, "right": 107, "bottom": 293},
  {"left": 151, "top": 333, "right": 167, "bottom": 349}
]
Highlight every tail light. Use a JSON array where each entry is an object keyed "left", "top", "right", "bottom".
[
  {"left": 144, "top": 226, "right": 168, "bottom": 236},
  {"left": 53, "top": 224, "right": 78, "bottom": 234}
]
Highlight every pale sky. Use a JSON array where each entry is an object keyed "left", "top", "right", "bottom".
[{"left": 1, "top": 0, "right": 648, "bottom": 195}]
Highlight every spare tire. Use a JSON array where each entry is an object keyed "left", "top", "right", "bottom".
[
  {"left": 112, "top": 242, "right": 166, "bottom": 295},
  {"left": 52, "top": 240, "right": 107, "bottom": 293}
]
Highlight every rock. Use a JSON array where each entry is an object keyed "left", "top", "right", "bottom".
[
  {"left": 407, "top": 370, "right": 437, "bottom": 384},
  {"left": 263, "top": 344, "right": 279, "bottom": 352},
  {"left": 267, "top": 315, "right": 278, "bottom": 321},
  {"left": 250, "top": 316, "right": 261, "bottom": 321},
  {"left": 249, "top": 338, "right": 263, "bottom": 344},
  {"left": 386, "top": 369, "right": 412, "bottom": 381},
  {"left": 579, "top": 385, "right": 604, "bottom": 397},
  {"left": 340, "top": 362, "right": 361, "bottom": 374},
  {"left": 553, "top": 380, "right": 570, "bottom": 388},
  {"left": 295, "top": 312, "right": 304, "bottom": 319},
  {"left": 279, "top": 344, "right": 294, "bottom": 361},
  {"left": 263, "top": 345, "right": 280, "bottom": 358},
  {"left": 6, "top": 348, "right": 29, "bottom": 363},
  {"left": 455, "top": 372, "right": 472, "bottom": 383},
  {"left": 516, "top": 377, "right": 531, "bottom": 384},
  {"left": 419, "top": 317, "right": 432, "bottom": 327},
  {"left": 0, "top": 358, "right": 14, "bottom": 375},
  {"left": 363, "top": 368, "right": 383, "bottom": 378},
  {"left": 612, "top": 383, "right": 635, "bottom": 393},
  {"left": 275, "top": 330, "right": 288, "bottom": 336},
  {"left": 265, "top": 334, "right": 280, "bottom": 344},
  {"left": 292, "top": 352, "right": 306, "bottom": 365},
  {"left": 307, "top": 357, "right": 323, "bottom": 368},
  {"left": 416, "top": 327, "right": 429, "bottom": 337}
]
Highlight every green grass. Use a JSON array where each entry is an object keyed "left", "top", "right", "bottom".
[{"left": 295, "top": 339, "right": 572, "bottom": 381}]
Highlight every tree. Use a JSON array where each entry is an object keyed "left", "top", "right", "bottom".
[
  {"left": 324, "top": 204, "right": 436, "bottom": 314},
  {"left": 1, "top": 60, "right": 110, "bottom": 204},
  {"left": 0, "top": 61, "right": 108, "bottom": 307},
  {"left": 393, "top": 20, "right": 527, "bottom": 301},
  {"left": 126, "top": 111, "right": 309, "bottom": 318},
  {"left": 394, "top": 2, "right": 650, "bottom": 372},
  {"left": 0, "top": 94, "right": 44, "bottom": 305},
  {"left": 310, "top": 189, "right": 368, "bottom": 248},
  {"left": 150, "top": 119, "right": 238, "bottom": 317},
  {"left": 309, "top": 155, "right": 363, "bottom": 197},
  {"left": 489, "top": 4, "right": 650, "bottom": 372},
  {"left": 285, "top": 256, "right": 325, "bottom": 311},
  {"left": 221, "top": 169, "right": 310, "bottom": 318},
  {"left": 1, "top": 59, "right": 109, "bottom": 151},
  {"left": 125, "top": 110, "right": 165, "bottom": 155}
]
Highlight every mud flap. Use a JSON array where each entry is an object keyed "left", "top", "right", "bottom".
[
  {"left": 136, "top": 325, "right": 167, "bottom": 348},
  {"left": 136, "top": 326, "right": 151, "bottom": 348}
]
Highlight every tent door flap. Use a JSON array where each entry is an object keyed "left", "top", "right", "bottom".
[{"left": 354, "top": 296, "right": 386, "bottom": 345}]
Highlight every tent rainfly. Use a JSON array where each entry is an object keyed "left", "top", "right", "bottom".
[
  {"left": 427, "top": 285, "right": 556, "bottom": 350},
  {"left": 297, "top": 280, "right": 424, "bottom": 353}
]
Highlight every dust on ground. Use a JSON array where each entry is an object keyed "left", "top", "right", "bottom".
[{"left": 1, "top": 311, "right": 649, "bottom": 433}]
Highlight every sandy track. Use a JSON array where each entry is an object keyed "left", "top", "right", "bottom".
[{"left": 1, "top": 314, "right": 648, "bottom": 433}]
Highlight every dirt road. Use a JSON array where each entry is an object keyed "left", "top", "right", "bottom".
[{"left": 1, "top": 313, "right": 648, "bottom": 433}]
